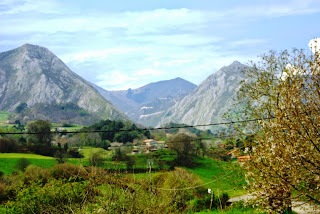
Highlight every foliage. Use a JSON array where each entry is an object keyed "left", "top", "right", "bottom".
[
  {"left": 168, "top": 131, "right": 198, "bottom": 167},
  {"left": 232, "top": 48, "right": 320, "bottom": 212},
  {"left": 88, "top": 151, "right": 104, "bottom": 167},
  {"left": 185, "top": 157, "right": 246, "bottom": 197},
  {"left": 14, "top": 158, "right": 31, "bottom": 172},
  {"left": 15, "top": 103, "right": 28, "bottom": 114},
  {"left": 14, "top": 102, "right": 99, "bottom": 126},
  {"left": 27, "top": 120, "right": 52, "bottom": 147},
  {"left": 125, "top": 155, "right": 137, "bottom": 170},
  {"left": 0, "top": 138, "right": 17, "bottom": 153},
  {"left": 87, "top": 119, "right": 150, "bottom": 144},
  {"left": 3, "top": 179, "right": 99, "bottom": 213}
]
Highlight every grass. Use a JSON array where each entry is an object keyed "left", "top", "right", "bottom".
[
  {"left": 80, "top": 147, "right": 112, "bottom": 159},
  {"left": 0, "top": 153, "right": 54, "bottom": 159},
  {"left": 0, "top": 153, "right": 56, "bottom": 175},
  {"left": 185, "top": 158, "right": 247, "bottom": 197},
  {"left": 0, "top": 111, "right": 14, "bottom": 128},
  {"left": 0, "top": 111, "right": 12, "bottom": 122}
]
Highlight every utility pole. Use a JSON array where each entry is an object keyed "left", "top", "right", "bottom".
[{"left": 147, "top": 159, "right": 154, "bottom": 193}]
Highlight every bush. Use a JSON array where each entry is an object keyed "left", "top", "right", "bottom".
[
  {"left": 15, "top": 158, "right": 31, "bottom": 172},
  {"left": 22, "top": 165, "right": 50, "bottom": 184},
  {"left": 125, "top": 156, "right": 137, "bottom": 170},
  {"left": 4, "top": 179, "right": 99, "bottom": 213},
  {"left": 89, "top": 151, "right": 104, "bottom": 167},
  {"left": 51, "top": 163, "right": 88, "bottom": 180},
  {"left": 0, "top": 182, "right": 7, "bottom": 202},
  {"left": 68, "top": 148, "right": 83, "bottom": 158}
]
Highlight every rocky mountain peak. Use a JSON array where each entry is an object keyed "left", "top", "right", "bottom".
[
  {"left": 157, "top": 61, "right": 248, "bottom": 128},
  {"left": 0, "top": 44, "right": 129, "bottom": 122}
]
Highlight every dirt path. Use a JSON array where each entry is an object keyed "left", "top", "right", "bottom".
[{"left": 228, "top": 194, "right": 320, "bottom": 214}]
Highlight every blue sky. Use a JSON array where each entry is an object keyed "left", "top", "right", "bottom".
[{"left": 0, "top": 0, "right": 319, "bottom": 90}]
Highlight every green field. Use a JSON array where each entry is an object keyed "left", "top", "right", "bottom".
[
  {"left": 0, "top": 151, "right": 247, "bottom": 198},
  {"left": 51, "top": 123, "right": 84, "bottom": 131},
  {"left": 80, "top": 147, "right": 112, "bottom": 159},
  {"left": 0, "top": 153, "right": 56, "bottom": 175},
  {"left": 0, "top": 111, "right": 14, "bottom": 128},
  {"left": 0, "top": 153, "right": 54, "bottom": 159},
  {"left": 185, "top": 158, "right": 247, "bottom": 197}
]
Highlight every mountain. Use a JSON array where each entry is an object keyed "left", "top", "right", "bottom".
[
  {"left": 0, "top": 44, "right": 129, "bottom": 123},
  {"left": 157, "top": 61, "right": 247, "bottom": 129},
  {"left": 92, "top": 77, "right": 197, "bottom": 127}
]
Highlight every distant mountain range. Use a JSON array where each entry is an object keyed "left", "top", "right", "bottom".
[
  {"left": 0, "top": 44, "right": 129, "bottom": 124},
  {"left": 91, "top": 77, "right": 196, "bottom": 127},
  {"left": 157, "top": 61, "right": 247, "bottom": 129},
  {"left": 0, "top": 44, "right": 247, "bottom": 128}
]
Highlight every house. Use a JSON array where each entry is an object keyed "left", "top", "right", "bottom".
[
  {"left": 108, "top": 142, "right": 123, "bottom": 151},
  {"left": 132, "top": 148, "right": 139, "bottom": 154},
  {"left": 142, "top": 139, "right": 167, "bottom": 153},
  {"left": 143, "top": 139, "right": 157, "bottom": 147},
  {"left": 155, "top": 141, "right": 165, "bottom": 149}
]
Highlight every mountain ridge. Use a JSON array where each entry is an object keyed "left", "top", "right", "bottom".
[
  {"left": 157, "top": 60, "right": 247, "bottom": 129},
  {"left": 91, "top": 77, "right": 197, "bottom": 126},
  {"left": 0, "top": 44, "right": 129, "bottom": 122}
]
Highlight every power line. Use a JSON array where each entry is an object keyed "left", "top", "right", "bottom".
[
  {"left": 0, "top": 117, "right": 274, "bottom": 136},
  {"left": 152, "top": 170, "right": 233, "bottom": 191}
]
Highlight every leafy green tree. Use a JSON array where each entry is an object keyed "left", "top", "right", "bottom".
[
  {"left": 168, "top": 132, "right": 197, "bottom": 167},
  {"left": 27, "top": 120, "right": 52, "bottom": 146},
  {"left": 232, "top": 48, "right": 320, "bottom": 213},
  {"left": 0, "top": 138, "right": 17, "bottom": 153}
]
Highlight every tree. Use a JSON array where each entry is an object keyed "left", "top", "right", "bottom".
[
  {"left": 89, "top": 151, "right": 104, "bottom": 167},
  {"left": 15, "top": 103, "right": 28, "bottom": 113},
  {"left": 232, "top": 47, "right": 320, "bottom": 213},
  {"left": 168, "top": 132, "right": 197, "bottom": 167},
  {"left": 27, "top": 120, "right": 52, "bottom": 146}
]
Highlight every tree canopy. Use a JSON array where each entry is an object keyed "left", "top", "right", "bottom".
[{"left": 232, "top": 48, "right": 320, "bottom": 213}]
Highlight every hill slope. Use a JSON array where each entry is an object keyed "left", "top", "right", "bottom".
[
  {"left": 0, "top": 44, "right": 129, "bottom": 122},
  {"left": 92, "top": 77, "right": 196, "bottom": 126},
  {"left": 158, "top": 61, "right": 247, "bottom": 128}
]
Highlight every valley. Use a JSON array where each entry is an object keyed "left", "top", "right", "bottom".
[{"left": 0, "top": 44, "right": 318, "bottom": 214}]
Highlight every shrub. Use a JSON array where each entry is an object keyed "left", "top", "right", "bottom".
[
  {"left": 0, "top": 182, "right": 7, "bottom": 202},
  {"left": 89, "top": 151, "right": 104, "bottom": 167},
  {"left": 22, "top": 165, "right": 50, "bottom": 184},
  {"left": 51, "top": 163, "right": 88, "bottom": 180},
  {"left": 125, "top": 155, "right": 137, "bottom": 170},
  {"left": 15, "top": 158, "right": 31, "bottom": 172},
  {"left": 4, "top": 179, "right": 99, "bottom": 213}
]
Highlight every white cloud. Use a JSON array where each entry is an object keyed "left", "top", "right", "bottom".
[
  {"left": 154, "top": 59, "right": 197, "bottom": 67},
  {"left": 62, "top": 47, "right": 146, "bottom": 63},
  {"left": 133, "top": 69, "right": 163, "bottom": 77},
  {"left": 0, "top": 0, "right": 59, "bottom": 15},
  {"left": 96, "top": 71, "right": 138, "bottom": 90},
  {"left": 0, "top": 1, "right": 319, "bottom": 90},
  {"left": 229, "top": 39, "right": 268, "bottom": 47}
]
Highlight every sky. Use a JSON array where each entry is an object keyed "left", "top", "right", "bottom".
[{"left": 0, "top": 0, "right": 319, "bottom": 90}]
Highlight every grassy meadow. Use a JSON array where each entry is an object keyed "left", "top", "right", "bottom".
[
  {"left": 0, "top": 153, "right": 55, "bottom": 175},
  {"left": 186, "top": 158, "right": 247, "bottom": 197},
  {"left": 0, "top": 147, "right": 252, "bottom": 213},
  {"left": 0, "top": 111, "right": 14, "bottom": 128}
]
